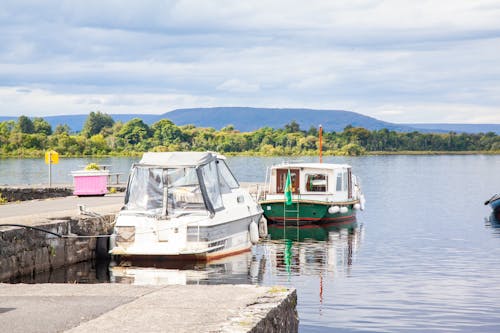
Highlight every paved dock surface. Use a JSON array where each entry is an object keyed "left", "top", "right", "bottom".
[
  {"left": 0, "top": 193, "right": 124, "bottom": 226},
  {"left": 0, "top": 283, "right": 294, "bottom": 333}
]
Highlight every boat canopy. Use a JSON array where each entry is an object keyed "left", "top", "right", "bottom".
[
  {"left": 140, "top": 152, "right": 217, "bottom": 168},
  {"left": 123, "top": 152, "right": 238, "bottom": 217}
]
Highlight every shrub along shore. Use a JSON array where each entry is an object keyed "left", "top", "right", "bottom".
[{"left": 1, "top": 112, "right": 499, "bottom": 157}]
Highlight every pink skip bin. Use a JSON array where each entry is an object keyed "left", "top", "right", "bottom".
[{"left": 71, "top": 170, "right": 109, "bottom": 196}]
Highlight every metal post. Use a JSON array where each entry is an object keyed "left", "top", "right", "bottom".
[{"left": 48, "top": 151, "right": 52, "bottom": 187}]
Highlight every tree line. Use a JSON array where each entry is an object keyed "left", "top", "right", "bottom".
[{"left": 0, "top": 112, "right": 499, "bottom": 157}]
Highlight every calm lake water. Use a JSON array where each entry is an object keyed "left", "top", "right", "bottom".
[{"left": 4, "top": 155, "right": 500, "bottom": 332}]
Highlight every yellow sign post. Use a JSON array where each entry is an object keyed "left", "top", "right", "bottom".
[{"left": 45, "top": 150, "right": 59, "bottom": 187}]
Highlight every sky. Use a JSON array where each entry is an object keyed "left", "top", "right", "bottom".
[{"left": 1, "top": 0, "right": 500, "bottom": 124}]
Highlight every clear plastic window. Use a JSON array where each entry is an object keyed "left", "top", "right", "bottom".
[
  {"left": 217, "top": 159, "right": 239, "bottom": 193},
  {"left": 125, "top": 167, "right": 164, "bottom": 214},
  {"left": 167, "top": 168, "right": 205, "bottom": 213},
  {"left": 125, "top": 166, "right": 206, "bottom": 215},
  {"left": 200, "top": 161, "right": 223, "bottom": 211}
]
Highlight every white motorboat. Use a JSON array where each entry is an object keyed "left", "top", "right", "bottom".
[{"left": 110, "top": 152, "right": 263, "bottom": 261}]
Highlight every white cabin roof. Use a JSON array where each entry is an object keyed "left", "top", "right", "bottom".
[
  {"left": 270, "top": 162, "right": 351, "bottom": 171},
  {"left": 139, "top": 151, "right": 218, "bottom": 167}
]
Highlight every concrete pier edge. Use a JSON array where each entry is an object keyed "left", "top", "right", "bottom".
[{"left": 0, "top": 284, "right": 298, "bottom": 333}]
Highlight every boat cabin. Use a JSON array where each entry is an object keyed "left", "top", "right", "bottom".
[
  {"left": 123, "top": 152, "right": 240, "bottom": 217},
  {"left": 265, "top": 163, "right": 357, "bottom": 202}
]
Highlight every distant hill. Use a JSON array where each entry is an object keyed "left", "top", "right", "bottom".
[
  {"left": 0, "top": 107, "right": 498, "bottom": 134},
  {"left": 408, "top": 123, "right": 500, "bottom": 135},
  {"left": 161, "top": 107, "right": 418, "bottom": 132}
]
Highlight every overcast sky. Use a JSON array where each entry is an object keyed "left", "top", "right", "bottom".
[{"left": 1, "top": 0, "right": 500, "bottom": 123}]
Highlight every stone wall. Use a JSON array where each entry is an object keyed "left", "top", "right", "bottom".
[
  {"left": 0, "top": 214, "right": 115, "bottom": 282},
  {"left": 0, "top": 187, "right": 73, "bottom": 202},
  {"left": 0, "top": 186, "right": 126, "bottom": 203},
  {"left": 220, "top": 287, "right": 299, "bottom": 333}
]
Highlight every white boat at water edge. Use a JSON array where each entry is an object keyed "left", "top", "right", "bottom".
[
  {"left": 259, "top": 162, "right": 365, "bottom": 225},
  {"left": 109, "top": 152, "right": 263, "bottom": 261}
]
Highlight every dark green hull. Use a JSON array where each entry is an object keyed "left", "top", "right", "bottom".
[{"left": 260, "top": 200, "right": 356, "bottom": 225}]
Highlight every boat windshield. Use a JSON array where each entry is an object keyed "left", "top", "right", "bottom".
[
  {"left": 124, "top": 166, "right": 208, "bottom": 215},
  {"left": 217, "top": 159, "right": 239, "bottom": 193}
]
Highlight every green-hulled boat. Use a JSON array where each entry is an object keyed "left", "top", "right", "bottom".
[{"left": 259, "top": 162, "right": 365, "bottom": 226}]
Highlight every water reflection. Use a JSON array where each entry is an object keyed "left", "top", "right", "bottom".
[
  {"left": 9, "top": 260, "right": 110, "bottom": 284},
  {"left": 109, "top": 251, "right": 259, "bottom": 285},
  {"left": 108, "top": 221, "right": 363, "bottom": 287},
  {"left": 10, "top": 221, "right": 363, "bottom": 292},
  {"left": 485, "top": 211, "right": 500, "bottom": 236},
  {"left": 262, "top": 222, "right": 363, "bottom": 279}
]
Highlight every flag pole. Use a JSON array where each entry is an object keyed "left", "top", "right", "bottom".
[{"left": 319, "top": 125, "right": 323, "bottom": 163}]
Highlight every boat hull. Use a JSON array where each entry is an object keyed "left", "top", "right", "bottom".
[
  {"left": 260, "top": 200, "right": 357, "bottom": 225},
  {"left": 490, "top": 197, "right": 500, "bottom": 211},
  {"left": 113, "top": 245, "right": 252, "bottom": 263},
  {"left": 111, "top": 212, "right": 262, "bottom": 262}
]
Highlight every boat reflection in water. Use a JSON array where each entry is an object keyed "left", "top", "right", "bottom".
[
  {"left": 109, "top": 221, "right": 362, "bottom": 286},
  {"left": 485, "top": 211, "right": 500, "bottom": 237},
  {"left": 261, "top": 221, "right": 363, "bottom": 279},
  {"left": 109, "top": 250, "right": 263, "bottom": 285}
]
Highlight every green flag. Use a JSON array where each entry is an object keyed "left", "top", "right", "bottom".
[{"left": 284, "top": 169, "right": 293, "bottom": 205}]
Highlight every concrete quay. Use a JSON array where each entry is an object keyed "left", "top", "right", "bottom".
[
  {"left": 0, "top": 192, "right": 124, "bottom": 225},
  {"left": 0, "top": 189, "right": 299, "bottom": 332},
  {"left": 0, "top": 284, "right": 298, "bottom": 333}
]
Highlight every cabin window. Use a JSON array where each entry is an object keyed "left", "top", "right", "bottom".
[
  {"left": 336, "top": 173, "right": 342, "bottom": 191},
  {"left": 335, "top": 171, "right": 348, "bottom": 192},
  {"left": 343, "top": 171, "right": 348, "bottom": 191},
  {"left": 305, "top": 174, "right": 327, "bottom": 192},
  {"left": 217, "top": 159, "right": 239, "bottom": 193},
  {"left": 276, "top": 169, "right": 300, "bottom": 194}
]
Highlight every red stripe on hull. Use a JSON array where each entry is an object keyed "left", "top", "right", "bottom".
[{"left": 115, "top": 246, "right": 252, "bottom": 264}]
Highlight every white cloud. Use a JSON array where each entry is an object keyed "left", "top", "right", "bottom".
[
  {"left": 216, "top": 79, "right": 260, "bottom": 93},
  {"left": 368, "top": 103, "right": 500, "bottom": 123},
  {"left": 0, "top": 87, "right": 216, "bottom": 116},
  {"left": 0, "top": 0, "right": 499, "bottom": 123}
]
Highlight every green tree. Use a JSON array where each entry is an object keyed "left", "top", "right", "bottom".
[
  {"left": 54, "top": 124, "right": 71, "bottom": 135},
  {"left": 284, "top": 120, "right": 301, "bottom": 133},
  {"left": 82, "top": 111, "right": 115, "bottom": 137},
  {"left": 151, "top": 119, "right": 182, "bottom": 145},
  {"left": 16, "top": 116, "right": 35, "bottom": 134},
  {"left": 33, "top": 117, "right": 52, "bottom": 135},
  {"left": 116, "top": 118, "right": 151, "bottom": 146}
]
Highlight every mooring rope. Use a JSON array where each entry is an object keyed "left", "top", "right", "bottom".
[{"left": 0, "top": 221, "right": 113, "bottom": 239}]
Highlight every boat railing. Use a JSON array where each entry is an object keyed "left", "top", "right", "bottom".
[
  {"left": 256, "top": 184, "right": 269, "bottom": 202},
  {"left": 257, "top": 166, "right": 270, "bottom": 201}
]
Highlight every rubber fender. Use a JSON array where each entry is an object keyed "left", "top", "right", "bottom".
[
  {"left": 258, "top": 216, "right": 268, "bottom": 238},
  {"left": 249, "top": 220, "right": 259, "bottom": 244}
]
